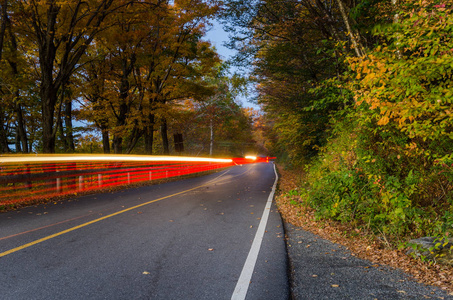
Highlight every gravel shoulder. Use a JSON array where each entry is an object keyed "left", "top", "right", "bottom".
[{"left": 285, "top": 222, "right": 453, "bottom": 300}]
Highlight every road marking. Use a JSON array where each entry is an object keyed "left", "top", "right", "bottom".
[
  {"left": 0, "top": 213, "right": 97, "bottom": 241},
  {"left": 231, "top": 163, "right": 279, "bottom": 300},
  {"left": 0, "top": 170, "right": 230, "bottom": 258}
]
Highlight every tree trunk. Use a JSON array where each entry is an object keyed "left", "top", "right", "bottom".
[
  {"left": 57, "top": 113, "right": 67, "bottom": 151},
  {"left": 15, "top": 130, "right": 21, "bottom": 152},
  {"left": 160, "top": 118, "right": 169, "bottom": 155},
  {"left": 36, "top": 3, "right": 59, "bottom": 154},
  {"left": 15, "top": 102, "right": 28, "bottom": 153},
  {"left": 111, "top": 53, "right": 134, "bottom": 154},
  {"left": 64, "top": 100, "right": 75, "bottom": 152},
  {"left": 113, "top": 135, "right": 122, "bottom": 154},
  {"left": 41, "top": 83, "right": 58, "bottom": 153},
  {"left": 391, "top": 0, "right": 399, "bottom": 23},
  {"left": 101, "top": 126, "right": 110, "bottom": 154},
  {"left": 0, "top": 115, "right": 9, "bottom": 153},
  {"left": 144, "top": 114, "right": 155, "bottom": 154},
  {"left": 125, "top": 124, "right": 142, "bottom": 154},
  {"left": 209, "top": 118, "right": 214, "bottom": 156},
  {"left": 7, "top": 14, "right": 27, "bottom": 153},
  {"left": 335, "top": 0, "right": 365, "bottom": 58},
  {"left": 391, "top": 0, "right": 402, "bottom": 59},
  {"left": 0, "top": 0, "right": 7, "bottom": 61}
]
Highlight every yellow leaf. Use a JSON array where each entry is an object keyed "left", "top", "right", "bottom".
[{"left": 377, "top": 116, "right": 389, "bottom": 126}]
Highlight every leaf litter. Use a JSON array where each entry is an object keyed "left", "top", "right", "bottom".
[{"left": 275, "top": 165, "right": 453, "bottom": 293}]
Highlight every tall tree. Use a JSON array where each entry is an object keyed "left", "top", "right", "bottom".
[
  {"left": 138, "top": 0, "right": 220, "bottom": 154},
  {"left": 0, "top": 0, "right": 11, "bottom": 152},
  {"left": 16, "top": 0, "right": 129, "bottom": 153}
]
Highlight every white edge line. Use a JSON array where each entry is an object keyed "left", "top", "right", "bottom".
[{"left": 231, "top": 162, "right": 279, "bottom": 300}]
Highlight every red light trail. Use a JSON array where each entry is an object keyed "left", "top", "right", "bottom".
[{"left": 0, "top": 154, "right": 274, "bottom": 208}]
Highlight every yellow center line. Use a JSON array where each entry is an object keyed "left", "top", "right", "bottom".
[{"left": 0, "top": 170, "right": 231, "bottom": 258}]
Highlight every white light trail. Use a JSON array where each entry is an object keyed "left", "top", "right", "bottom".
[{"left": 0, "top": 154, "right": 233, "bottom": 164}]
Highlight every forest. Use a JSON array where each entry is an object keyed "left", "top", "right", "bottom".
[
  {"left": 1, "top": 0, "right": 452, "bottom": 245},
  {"left": 223, "top": 0, "right": 453, "bottom": 245},
  {"left": 0, "top": 0, "right": 259, "bottom": 157}
]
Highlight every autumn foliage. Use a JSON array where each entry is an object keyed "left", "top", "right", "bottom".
[
  {"left": 0, "top": 0, "right": 257, "bottom": 157},
  {"left": 224, "top": 0, "right": 453, "bottom": 248}
]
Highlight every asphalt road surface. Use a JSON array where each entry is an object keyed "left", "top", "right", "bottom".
[{"left": 0, "top": 163, "right": 289, "bottom": 300}]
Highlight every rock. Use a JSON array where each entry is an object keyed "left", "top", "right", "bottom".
[{"left": 406, "top": 237, "right": 453, "bottom": 266}]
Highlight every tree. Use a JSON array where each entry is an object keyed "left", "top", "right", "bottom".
[
  {"left": 140, "top": 0, "right": 220, "bottom": 154},
  {"left": 0, "top": 0, "right": 38, "bottom": 153},
  {"left": 15, "top": 0, "right": 131, "bottom": 153},
  {"left": 79, "top": 0, "right": 220, "bottom": 155}
]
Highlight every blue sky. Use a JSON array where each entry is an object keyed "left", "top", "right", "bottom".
[
  {"left": 205, "top": 20, "right": 236, "bottom": 61},
  {"left": 204, "top": 20, "right": 259, "bottom": 110}
]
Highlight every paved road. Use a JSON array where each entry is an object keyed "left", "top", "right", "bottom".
[{"left": 0, "top": 163, "right": 289, "bottom": 300}]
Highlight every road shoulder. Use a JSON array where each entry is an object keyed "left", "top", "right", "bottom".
[{"left": 285, "top": 222, "right": 453, "bottom": 299}]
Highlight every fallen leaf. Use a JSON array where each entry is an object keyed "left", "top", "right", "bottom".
[
  {"left": 397, "top": 290, "right": 406, "bottom": 294},
  {"left": 331, "top": 284, "right": 339, "bottom": 288}
]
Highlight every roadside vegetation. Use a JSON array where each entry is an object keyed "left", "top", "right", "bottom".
[
  {"left": 223, "top": 0, "right": 453, "bottom": 280},
  {"left": 276, "top": 165, "right": 453, "bottom": 292}
]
